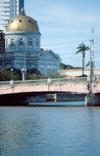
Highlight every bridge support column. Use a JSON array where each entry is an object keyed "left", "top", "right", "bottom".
[
  {"left": 46, "top": 94, "right": 57, "bottom": 102},
  {"left": 85, "top": 95, "right": 100, "bottom": 106}
]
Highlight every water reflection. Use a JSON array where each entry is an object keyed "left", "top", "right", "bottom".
[{"left": 1, "top": 103, "right": 100, "bottom": 156}]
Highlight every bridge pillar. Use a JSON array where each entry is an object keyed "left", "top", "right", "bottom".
[
  {"left": 46, "top": 94, "right": 57, "bottom": 102},
  {"left": 85, "top": 95, "right": 100, "bottom": 106}
]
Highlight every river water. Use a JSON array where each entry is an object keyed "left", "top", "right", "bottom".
[{"left": 1, "top": 101, "right": 100, "bottom": 156}]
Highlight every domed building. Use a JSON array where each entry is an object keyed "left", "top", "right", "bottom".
[{"left": 0, "top": 8, "right": 61, "bottom": 76}]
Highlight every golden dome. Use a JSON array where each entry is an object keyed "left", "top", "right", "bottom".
[{"left": 7, "top": 9, "right": 39, "bottom": 32}]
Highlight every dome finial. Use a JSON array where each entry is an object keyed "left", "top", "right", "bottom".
[{"left": 20, "top": 8, "right": 25, "bottom": 15}]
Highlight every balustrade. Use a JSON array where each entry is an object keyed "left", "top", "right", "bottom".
[{"left": 0, "top": 76, "right": 100, "bottom": 87}]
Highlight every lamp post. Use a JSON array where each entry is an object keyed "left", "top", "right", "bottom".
[
  {"left": 47, "top": 66, "right": 51, "bottom": 83},
  {"left": 21, "top": 41, "right": 26, "bottom": 81},
  {"left": 21, "top": 68, "right": 26, "bottom": 81},
  {"left": 10, "top": 68, "right": 14, "bottom": 88},
  {"left": 23, "top": 37, "right": 27, "bottom": 80},
  {"left": 11, "top": 68, "right": 13, "bottom": 80}
]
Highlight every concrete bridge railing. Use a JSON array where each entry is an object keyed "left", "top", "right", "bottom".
[
  {"left": 0, "top": 77, "right": 100, "bottom": 87},
  {"left": 0, "top": 77, "right": 87, "bottom": 87}
]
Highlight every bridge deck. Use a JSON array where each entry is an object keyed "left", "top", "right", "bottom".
[{"left": 0, "top": 78, "right": 100, "bottom": 95}]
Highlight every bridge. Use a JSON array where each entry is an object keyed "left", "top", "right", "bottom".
[{"left": 0, "top": 77, "right": 100, "bottom": 106}]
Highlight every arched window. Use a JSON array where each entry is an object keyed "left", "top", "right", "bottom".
[
  {"left": 52, "top": 69, "right": 56, "bottom": 75},
  {"left": 19, "top": 38, "right": 23, "bottom": 48},
  {"left": 11, "top": 38, "right": 15, "bottom": 48},
  {"left": 40, "top": 64, "right": 44, "bottom": 74},
  {"left": 47, "top": 65, "right": 50, "bottom": 75},
  {"left": 36, "top": 39, "right": 38, "bottom": 48},
  {"left": 33, "top": 37, "right": 35, "bottom": 50},
  {"left": 52, "top": 65, "right": 57, "bottom": 75},
  {"left": 41, "top": 68, "right": 44, "bottom": 75},
  {"left": 6, "top": 39, "right": 8, "bottom": 49},
  {"left": 28, "top": 38, "right": 32, "bottom": 48}
]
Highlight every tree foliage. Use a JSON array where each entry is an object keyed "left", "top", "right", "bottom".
[
  {"left": 0, "top": 62, "right": 82, "bottom": 81},
  {"left": 60, "top": 63, "right": 81, "bottom": 69},
  {"left": 0, "top": 68, "right": 18, "bottom": 81},
  {"left": 76, "top": 43, "right": 89, "bottom": 56},
  {"left": 7, "top": 68, "right": 22, "bottom": 80},
  {"left": 27, "top": 68, "right": 40, "bottom": 75},
  {"left": 75, "top": 43, "right": 89, "bottom": 75}
]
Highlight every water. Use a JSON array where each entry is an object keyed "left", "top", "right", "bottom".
[{"left": 1, "top": 101, "right": 100, "bottom": 156}]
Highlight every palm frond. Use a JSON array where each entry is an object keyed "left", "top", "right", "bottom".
[
  {"left": 75, "top": 43, "right": 89, "bottom": 54},
  {"left": 86, "top": 61, "right": 90, "bottom": 67}
]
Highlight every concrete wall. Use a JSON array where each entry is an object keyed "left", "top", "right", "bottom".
[
  {"left": 27, "top": 93, "right": 86, "bottom": 103},
  {"left": 60, "top": 69, "right": 100, "bottom": 77},
  {"left": 57, "top": 93, "right": 86, "bottom": 101},
  {"left": 85, "top": 94, "right": 100, "bottom": 106}
]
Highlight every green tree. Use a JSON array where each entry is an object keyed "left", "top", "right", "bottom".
[
  {"left": 75, "top": 43, "right": 89, "bottom": 76},
  {"left": 26, "top": 68, "right": 41, "bottom": 80},
  {"left": 7, "top": 68, "right": 22, "bottom": 80},
  {"left": 86, "top": 61, "right": 90, "bottom": 68},
  {"left": 60, "top": 63, "right": 81, "bottom": 70},
  {"left": 31, "top": 74, "right": 39, "bottom": 80},
  {"left": 0, "top": 68, "right": 18, "bottom": 81}
]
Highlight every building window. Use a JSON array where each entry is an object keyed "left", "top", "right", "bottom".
[
  {"left": 6, "top": 39, "right": 8, "bottom": 49},
  {"left": 52, "top": 69, "right": 56, "bottom": 75},
  {"left": 41, "top": 68, "right": 44, "bottom": 75},
  {"left": 28, "top": 38, "right": 32, "bottom": 48},
  {"left": 11, "top": 38, "right": 15, "bottom": 48},
  {"left": 47, "top": 65, "right": 51, "bottom": 75},
  {"left": 47, "top": 69, "right": 50, "bottom": 75},
  {"left": 19, "top": 38, "right": 23, "bottom": 48},
  {"left": 36, "top": 39, "right": 38, "bottom": 48},
  {"left": 40, "top": 64, "right": 45, "bottom": 74}
]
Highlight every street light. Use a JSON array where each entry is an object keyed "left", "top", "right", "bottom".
[
  {"left": 47, "top": 66, "right": 51, "bottom": 83},
  {"left": 21, "top": 68, "right": 26, "bottom": 81},
  {"left": 10, "top": 68, "right": 14, "bottom": 88},
  {"left": 11, "top": 68, "right": 13, "bottom": 80}
]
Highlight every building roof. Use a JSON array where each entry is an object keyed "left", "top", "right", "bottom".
[
  {"left": 60, "top": 69, "right": 100, "bottom": 72},
  {"left": 60, "top": 69, "right": 89, "bottom": 72},
  {"left": 31, "top": 49, "right": 61, "bottom": 61},
  {"left": 7, "top": 8, "right": 39, "bottom": 32}
]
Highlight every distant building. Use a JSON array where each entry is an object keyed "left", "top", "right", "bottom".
[
  {"left": 0, "top": 0, "right": 24, "bottom": 32},
  {"left": 0, "top": 9, "right": 61, "bottom": 76},
  {"left": 60, "top": 69, "right": 100, "bottom": 78},
  {"left": 0, "top": 30, "right": 5, "bottom": 53}
]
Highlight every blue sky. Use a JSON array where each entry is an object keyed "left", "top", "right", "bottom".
[{"left": 25, "top": 0, "right": 100, "bottom": 69}]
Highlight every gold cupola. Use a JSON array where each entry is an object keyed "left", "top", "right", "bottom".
[{"left": 7, "top": 8, "right": 39, "bottom": 32}]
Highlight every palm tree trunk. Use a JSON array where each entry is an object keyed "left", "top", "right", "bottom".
[
  {"left": 82, "top": 54, "right": 83, "bottom": 75},
  {"left": 82, "top": 53, "right": 85, "bottom": 75}
]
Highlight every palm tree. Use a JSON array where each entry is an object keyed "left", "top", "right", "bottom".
[
  {"left": 86, "top": 61, "right": 90, "bottom": 68},
  {"left": 75, "top": 43, "right": 89, "bottom": 76}
]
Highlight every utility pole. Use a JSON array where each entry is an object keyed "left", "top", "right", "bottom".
[
  {"left": 89, "top": 28, "right": 94, "bottom": 95},
  {"left": 92, "top": 28, "right": 94, "bottom": 75},
  {"left": 89, "top": 39, "right": 93, "bottom": 94},
  {"left": 85, "top": 28, "right": 100, "bottom": 106},
  {"left": 21, "top": 38, "right": 26, "bottom": 81}
]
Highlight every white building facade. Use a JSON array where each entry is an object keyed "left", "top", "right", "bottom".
[
  {"left": 60, "top": 69, "right": 100, "bottom": 78},
  {"left": 0, "top": 0, "right": 24, "bottom": 32}
]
